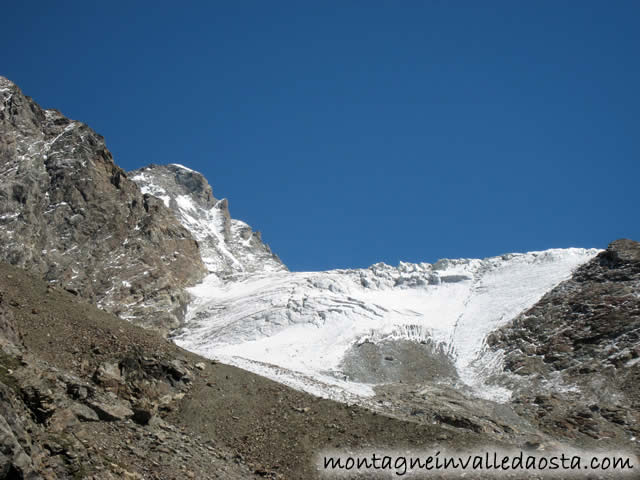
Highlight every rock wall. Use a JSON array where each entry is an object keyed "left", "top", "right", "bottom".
[
  {"left": 130, "top": 164, "right": 286, "bottom": 278},
  {"left": 488, "top": 239, "right": 640, "bottom": 443},
  {"left": 0, "top": 76, "right": 207, "bottom": 332}
]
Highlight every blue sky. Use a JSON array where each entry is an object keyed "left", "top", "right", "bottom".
[{"left": 3, "top": 1, "right": 638, "bottom": 271}]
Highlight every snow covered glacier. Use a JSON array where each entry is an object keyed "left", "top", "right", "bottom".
[
  {"left": 173, "top": 249, "right": 599, "bottom": 401},
  {"left": 131, "top": 164, "right": 600, "bottom": 403}
]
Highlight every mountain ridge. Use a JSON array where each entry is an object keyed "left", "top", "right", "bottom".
[
  {"left": 0, "top": 75, "right": 208, "bottom": 333},
  {"left": 1, "top": 76, "right": 639, "bottom": 478}
]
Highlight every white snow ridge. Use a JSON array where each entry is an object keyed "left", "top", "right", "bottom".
[{"left": 133, "top": 164, "right": 600, "bottom": 404}]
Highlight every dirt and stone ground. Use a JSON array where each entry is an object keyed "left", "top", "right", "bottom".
[
  {"left": 2, "top": 247, "right": 639, "bottom": 479},
  {"left": 0, "top": 261, "right": 496, "bottom": 479}
]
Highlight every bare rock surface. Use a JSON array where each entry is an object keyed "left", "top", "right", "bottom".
[
  {"left": 488, "top": 239, "right": 640, "bottom": 448},
  {"left": 0, "top": 261, "right": 260, "bottom": 479},
  {"left": 0, "top": 259, "right": 511, "bottom": 480},
  {"left": 0, "top": 76, "right": 206, "bottom": 333}
]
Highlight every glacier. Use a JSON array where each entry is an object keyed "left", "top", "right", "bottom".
[{"left": 172, "top": 249, "right": 600, "bottom": 403}]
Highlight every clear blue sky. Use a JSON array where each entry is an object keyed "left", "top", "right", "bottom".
[{"left": 3, "top": 1, "right": 638, "bottom": 271}]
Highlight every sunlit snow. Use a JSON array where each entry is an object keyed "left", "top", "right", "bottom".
[{"left": 174, "top": 248, "right": 600, "bottom": 402}]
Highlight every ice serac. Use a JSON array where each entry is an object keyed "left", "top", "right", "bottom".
[
  {"left": 129, "top": 164, "right": 286, "bottom": 278},
  {"left": 0, "top": 76, "right": 207, "bottom": 333},
  {"left": 173, "top": 247, "right": 600, "bottom": 402}
]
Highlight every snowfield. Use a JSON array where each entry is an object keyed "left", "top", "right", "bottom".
[{"left": 173, "top": 248, "right": 600, "bottom": 403}]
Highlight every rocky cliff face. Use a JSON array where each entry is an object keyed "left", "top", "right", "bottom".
[
  {"left": 129, "top": 164, "right": 286, "bottom": 278},
  {"left": 487, "top": 239, "right": 640, "bottom": 445},
  {"left": 0, "top": 76, "right": 206, "bottom": 333}
]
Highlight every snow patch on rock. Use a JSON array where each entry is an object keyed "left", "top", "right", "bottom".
[{"left": 130, "top": 164, "right": 286, "bottom": 277}]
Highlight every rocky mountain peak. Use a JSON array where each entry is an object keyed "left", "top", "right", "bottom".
[
  {"left": 599, "top": 238, "right": 640, "bottom": 266},
  {"left": 0, "top": 77, "right": 207, "bottom": 333},
  {"left": 130, "top": 164, "right": 287, "bottom": 278},
  {"left": 0, "top": 76, "right": 19, "bottom": 99},
  {"left": 141, "top": 163, "right": 217, "bottom": 209}
]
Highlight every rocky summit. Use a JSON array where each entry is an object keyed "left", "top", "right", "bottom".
[
  {"left": 0, "top": 76, "right": 206, "bottom": 333},
  {"left": 129, "top": 164, "right": 285, "bottom": 278}
]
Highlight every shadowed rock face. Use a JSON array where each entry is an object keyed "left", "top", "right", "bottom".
[
  {"left": 487, "top": 239, "right": 640, "bottom": 444},
  {"left": 0, "top": 76, "right": 206, "bottom": 333}
]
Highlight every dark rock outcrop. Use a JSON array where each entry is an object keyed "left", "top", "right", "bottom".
[
  {"left": 0, "top": 76, "right": 207, "bottom": 332},
  {"left": 488, "top": 239, "right": 640, "bottom": 445}
]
